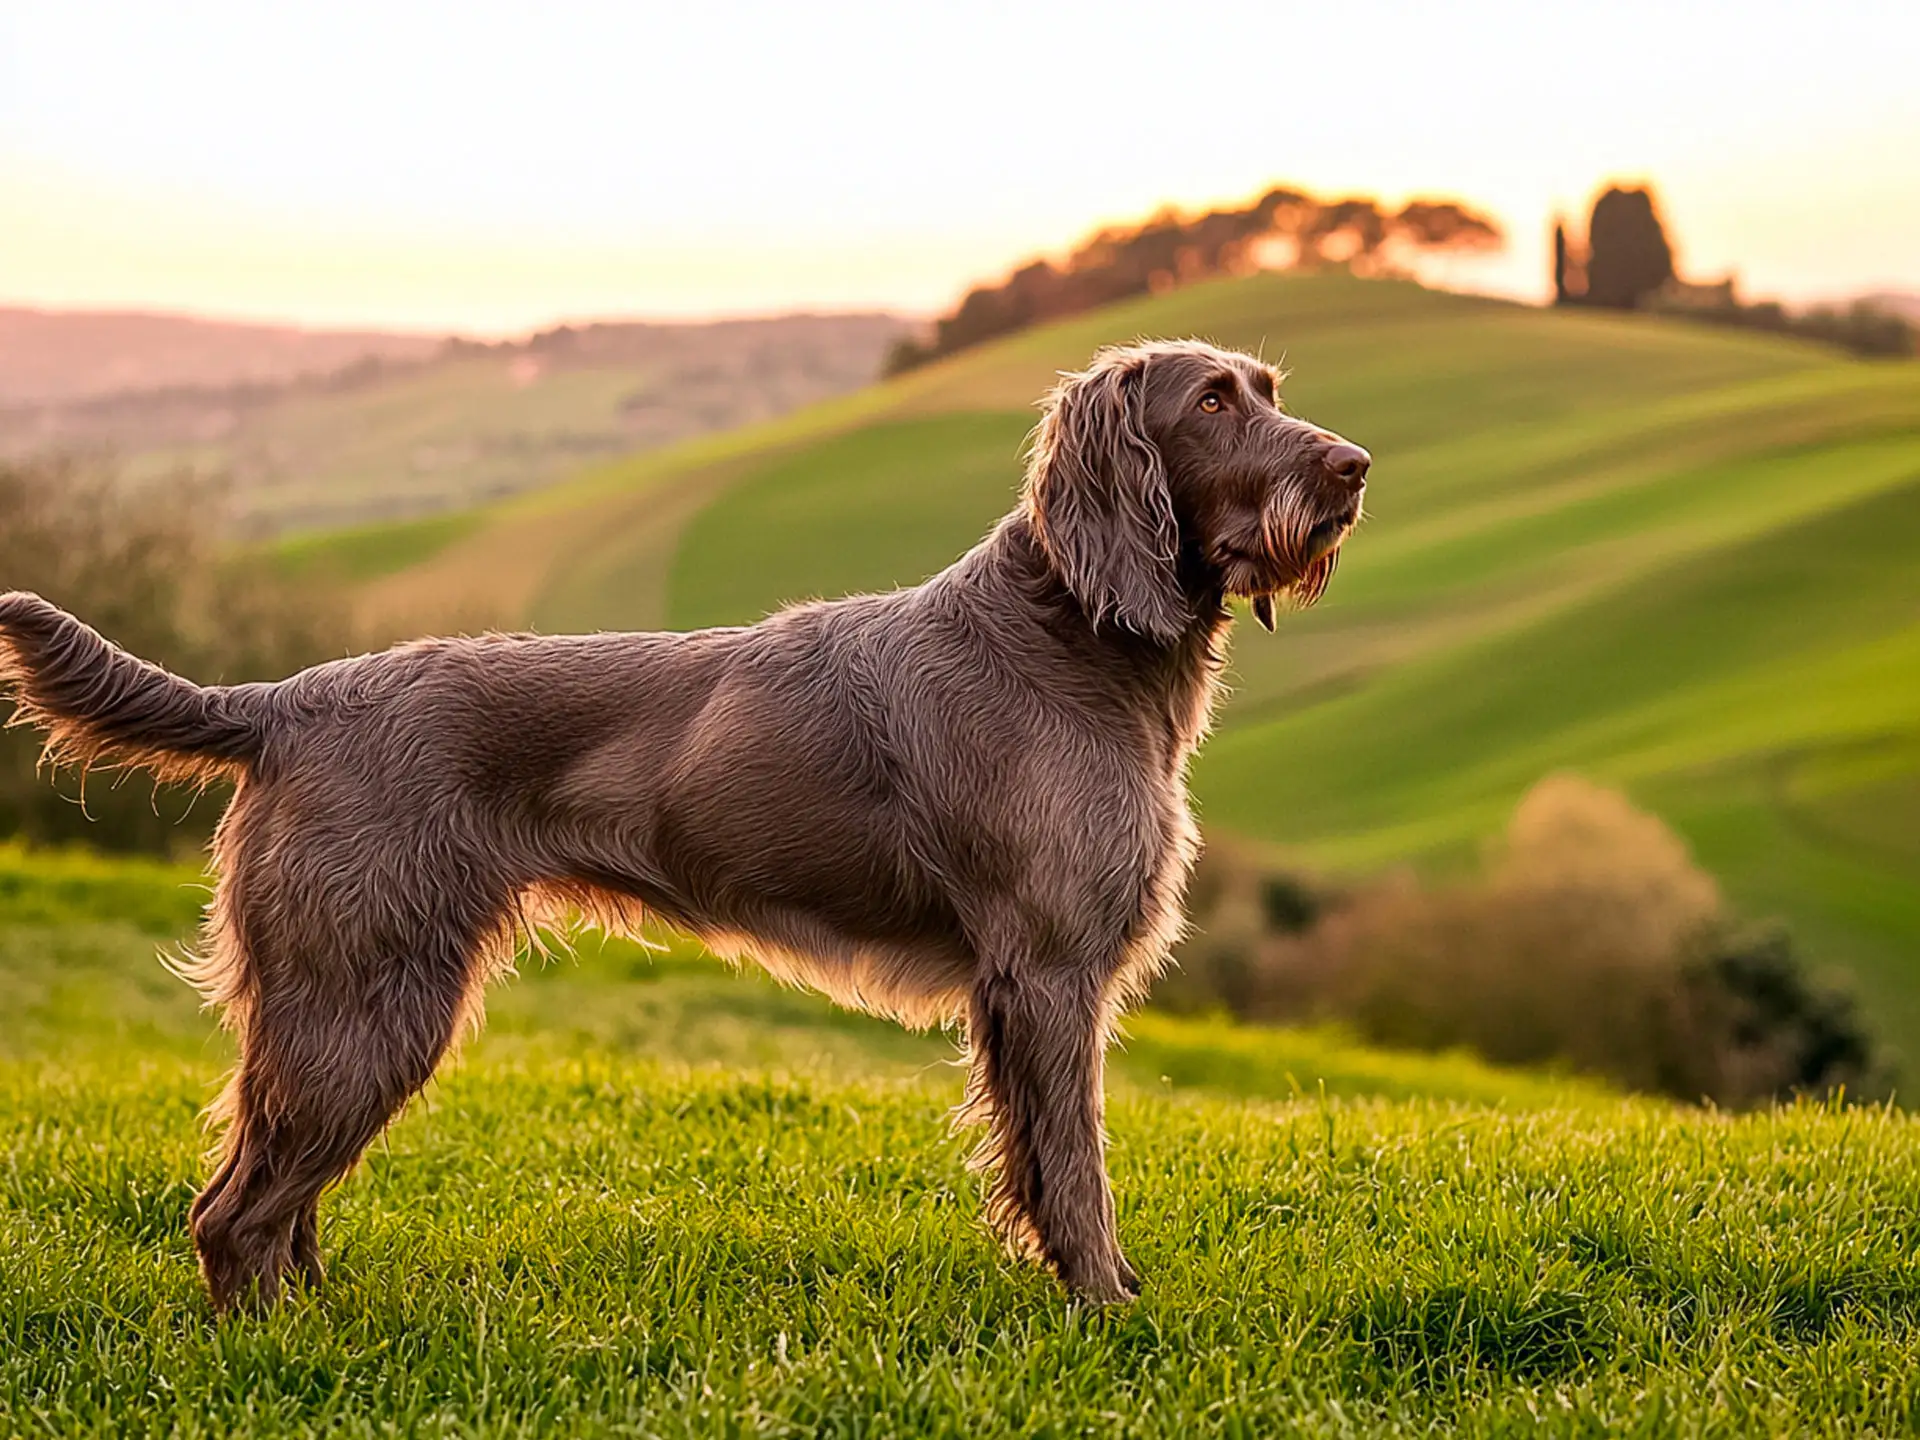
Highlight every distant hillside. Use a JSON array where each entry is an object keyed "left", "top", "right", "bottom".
[
  {"left": 307, "top": 271, "right": 1920, "bottom": 1056},
  {"left": 0, "top": 307, "right": 440, "bottom": 404},
  {"left": 0, "top": 311, "right": 910, "bottom": 535}
]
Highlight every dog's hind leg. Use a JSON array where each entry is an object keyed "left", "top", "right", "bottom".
[
  {"left": 189, "top": 881, "right": 504, "bottom": 1313},
  {"left": 963, "top": 959, "right": 1137, "bottom": 1304},
  {"left": 289, "top": 1199, "right": 323, "bottom": 1290}
]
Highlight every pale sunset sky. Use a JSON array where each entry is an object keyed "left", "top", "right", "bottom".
[{"left": 2, "top": 0, "right": 1916, "bottom": 335}]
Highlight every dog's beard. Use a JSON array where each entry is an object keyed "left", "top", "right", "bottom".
[
  {"left": 1249, "top": 550, "right": 1337, "bottom": 630},
  {"left": 1249, "top": 490, "right": 1349, "bottom": 630}
]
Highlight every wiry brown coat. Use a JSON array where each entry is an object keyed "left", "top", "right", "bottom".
[{"left": 0, "top": 340, "right": 1368, "bottom": 1309}]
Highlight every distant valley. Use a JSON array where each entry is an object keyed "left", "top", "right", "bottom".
[{"left": 0, "top": 308, "right": 910, "bottom": 535}]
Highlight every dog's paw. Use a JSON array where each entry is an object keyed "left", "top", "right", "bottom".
[{"left": 1062, "top": 1254, "right": 1141, "bottom": 1306}]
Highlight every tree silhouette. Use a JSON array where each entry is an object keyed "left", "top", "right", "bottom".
[
  {"left": 1582, "top": 186, "right": 1673, "bottom": 309},
  {"left": 1543, "top": 178, "right": 1912, "bottom": 355},
  {"left": 885, "top": 186, "right": 1503, "bottom": 374}
]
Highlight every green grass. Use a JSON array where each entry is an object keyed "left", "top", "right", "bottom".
[
  {"left": 13, "top": 1060, "right": 1920, "bottom": 1437},
  {"left": 335, "top": 272, "right": 1920, "bottom": 1057},
  {"left": 7, "top": 846, "right": 1920, "bottom": 1436}
]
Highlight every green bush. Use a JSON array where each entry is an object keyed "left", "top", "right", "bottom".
[
  {"left": 1170, "top": 777, "right": 1890, "bottom": 1106},
  {"left": 1678, "top": 924, "right": 1881, "bottom": 1101}
]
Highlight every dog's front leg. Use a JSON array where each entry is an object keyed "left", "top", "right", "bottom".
[{"left": 964, "top": 963, "right": 1137, "bottom": 1303}]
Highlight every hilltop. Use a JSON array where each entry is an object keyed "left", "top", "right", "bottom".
[{"left": 307, "top": 271, "right": 1920, "bottom": 1054}]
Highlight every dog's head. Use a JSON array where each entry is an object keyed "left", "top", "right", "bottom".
[{"left": 1024, "top": 339, "right": 1368, "bottom": 643}]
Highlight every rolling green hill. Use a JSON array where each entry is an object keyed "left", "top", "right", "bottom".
[{"left": 297, "top": 272, "right": 1920, "bottom": 1049}]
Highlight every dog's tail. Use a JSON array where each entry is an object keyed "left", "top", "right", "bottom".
[{"left": 0, "top": 591, "right": 270, "bottom": 783}]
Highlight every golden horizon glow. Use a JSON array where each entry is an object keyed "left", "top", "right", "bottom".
[{"left": 3, "top": 2, "right": 1916, "bottom": 336}]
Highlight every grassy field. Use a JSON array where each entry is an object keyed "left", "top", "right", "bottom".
[
  {"left": 302, "top": 272, "right": 1920, "bottom": 1055},
  {"left": 7, "top": 845, "right": 1920, "bottom": 1436}
]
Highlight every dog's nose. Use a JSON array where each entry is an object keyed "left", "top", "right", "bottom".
[{"left": 1323, "top": 441, "right": 1371, "bottom": 493}]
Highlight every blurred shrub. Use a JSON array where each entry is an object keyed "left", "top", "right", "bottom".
[
  {"left": 1681, "top": 924, "right": 1880, "bottom": 1103},
  {"left": 1168, "top": 776, "right": 1890, "bottom": 1106},
  {"left": 0, "top": 458, "right": 350, "bottom": 855}
]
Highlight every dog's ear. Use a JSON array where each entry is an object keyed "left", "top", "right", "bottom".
[{"left": 1024, "top": 354, "right": 1188, "bottom": 644}]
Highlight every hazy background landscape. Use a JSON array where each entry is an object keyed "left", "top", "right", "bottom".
[
  {"left": 0, "top": 309, "right": 909, "bottom": 532},
  {"left": 4, "top": 2, "right": 1920, "bottom": 1433}
]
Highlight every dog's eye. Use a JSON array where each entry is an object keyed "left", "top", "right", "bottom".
[{"left": 1198, "top": 391, "right": 1224, "bottom": 414}]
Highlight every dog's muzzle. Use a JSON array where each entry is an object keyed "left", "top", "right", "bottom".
[{"left": 1250, "top": 438, "right": 1369, "bottom": 631}]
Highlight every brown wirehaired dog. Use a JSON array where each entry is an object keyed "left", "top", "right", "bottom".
[{"left": 0, "top": 339, "right": 1368, "bottom": 1310}]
